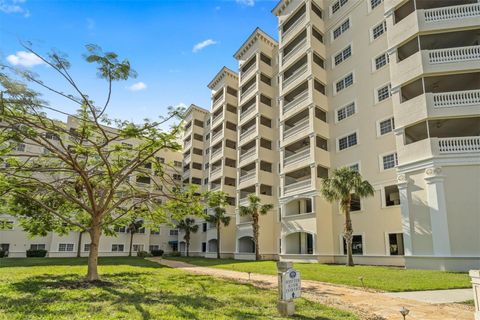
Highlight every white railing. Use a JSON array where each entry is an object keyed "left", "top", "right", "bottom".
[
  {"left": 424, "top": 3, "right": 480, "bottom": 22},
  {"left": 282, "top": 38, "right": 307, "bottom": 64},
  {"left": 283, "top": 118, "right": 309, "bottom": 139},
  {"left": 211, "top": 148, "right": 222, "bottom": 160},
  {"left": 284, "top": 179, "right": 311, "bottom": 194},
  {"left": 432, "top": 89, "right": 480, "bottom": 108},
  {"left": 240, "top": 148, "right": 256, "bottom": 162},
  {"left": 282, "top": 64, "right": 308, "bottom": 89},
  {"left": 284, "top": 148, "right": 310, "bottom": 166},
  {"left": 437, "top": 136, "right": 480, "bottom": 154},
  {"left": 240, "top": 84, "right": 256, "bottom": 100},
  {"left": 240, "top": 171, "right": 256, "bottom": 183},
  {"left": 428, "top": 45, "right": 480, "bottom": 64},
  {"left": 283, "top": 91, "right": 309, "bottom": 114},
  {"left": 241, "top": 63, "right": 256, "bottom": 81},
  {"left": 240, "top": 105, "right": 256, "bottom": 121},
  {"left": 240, "top": 126, "right": 256, "bottom": 140},
  {"left": 282, "top": 13, "right": 306, "bottom": 39},
  {"left": 211, "top": 130, "right": 223, "bottom": 142}
]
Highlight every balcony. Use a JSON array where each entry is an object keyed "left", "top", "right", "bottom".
[
  {"left": 284, "top": 148, "right": 310, "bottom": 167},
  {"left": 283, "top": 90, "right": 309, "bottom": 115},
  {"left": 283, "top": 118, "right": 309, "bottom": 140}
]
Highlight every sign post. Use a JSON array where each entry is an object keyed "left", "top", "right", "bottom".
[{"left": 277, "top": 261, "right": 301, "bottom": 317}]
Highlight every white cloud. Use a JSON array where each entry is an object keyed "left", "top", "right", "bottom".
[
  {"left": 236, "top": 0, "right": 255, "bottom": 6},
  {"left": 0, "top": 0, "right": 30, "bottom": 17},
  {"left": 86, "top": 18, "right": 95, "bottom": 30},
  {"left": 192, "top": 39, "right": 217, "bottom": 53},
  {"left": 127, "top": 82, "right": 147, "bottom": 92},
  {"left": 6, "top": 51, "right": 44, "bottom": 67}
]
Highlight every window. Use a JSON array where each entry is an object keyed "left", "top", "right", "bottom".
[
  {"left": 59, "top": 243, "right": 74, "bottom": 252},
  {"left": 112, "top": 244, "right": 124, "bottom": 252},
  {"left": 350, "top": 194, "right": 361, "bottom": 211},
  {"left": 331, "top": 0, "right": 348, "bottom": 14},
  {"left": 337, "top": 102, "right": 355, "bottom": 122},
  {"left": 343, "top": 235, "right": 363, "bottom": 255},
  {"left": 201, "top": 242, "right": 207, "bottom": 252},
  {"left": 384, "top": 185, "right": 400, "bottom": 206},
  {"left": 338, "top": 133, "right": 357, "bottom": 151},
  {"left": 169, "top": 229, "right": 178, "bottom": 236},
  {"left": 334, "top": 45, "right": 352, "bottom": 66},
  {"left": 374, "top": 53, "right": 389, "bottom": 70},
  {"left": 372, "top": 21, "right": 386, "bottom": 40},
  {"left": 370, "top": 0, "right": 383, "bottom": 10},
  {"left": 377, "top": 84, "right": 391, "bottom": 102},
  {"left": 382, "top": 152, "right": 398, "bottom": 170},
  {"left": 30, "top": 244, "right": 46, "bottom": 250},
  {"left": 388, "top": 233, "right": 404, "bottom": 255},
  {"left": 379, "top": 118, "right": 395, "bottom": 135},
  {"left": 149, "top": 245, "right": 159, "bottom": 252},
  {"left": 333, "top": 18, "right": 350, "bottom": 39},
  {"left": 132, "top": 244, "right": 144, "bottom": 252},
  {"left": 0, "top": 220, "right": 14, "bottom": 230},
  {"left": 335, "top": 73, "right": 353, "bottom": 93}
]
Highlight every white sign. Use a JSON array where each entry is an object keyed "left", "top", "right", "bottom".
[{"left": 282, "top": 268, "right": 301, "bottom": 300}]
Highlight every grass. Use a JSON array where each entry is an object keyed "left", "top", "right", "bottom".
[
  {"left": 167, "top": 257, "right": 471, "bottom": 292},
  {"left": 0, "top": 257, "right": 358, "bottom": 320}
]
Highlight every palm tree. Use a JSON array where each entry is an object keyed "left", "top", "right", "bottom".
[
  {"left": 320, "top": 167, "right": 374, "bottom": 267},
  {"left": 127, "top": 220, "right": 144, "bottom": 257},
  {"left": 239, "top": 194, "right": 273, "bottom": 261},
  {"left": 176, "top": 218, "right": 199, "bottom": 257},
  {"left": 205, "top": 191, "right": 230, "bottom": 259}
]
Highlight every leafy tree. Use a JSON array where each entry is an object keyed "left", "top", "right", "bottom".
[
  {"left": 176, "top": 217, "right": 199, "bottom": 257},
  {"left": 320, "top": 167, "right": 374, "bottom": 267},
  {"left": 0, "top": 43, "right": 189, "bottom": 281},
  {"left": 127, "top": 219, "right": 144, "bottom": 257},
  {"left": 239, "top": 194, "right": 273, "bottom": 261},
  {"left": 205, "top": 191, "right": 231, "bottom": 259}
]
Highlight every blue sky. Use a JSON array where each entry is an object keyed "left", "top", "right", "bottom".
[{"left": 0, "top": 0, "right": 278, "bottom": 123}]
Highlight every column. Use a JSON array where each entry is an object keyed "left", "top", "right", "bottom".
[
  {"left": 397, "top": 174, "right": 413, "bottom": 256},
  {"left": 424, "top": 167, "right": 451, "bottom": 256}
]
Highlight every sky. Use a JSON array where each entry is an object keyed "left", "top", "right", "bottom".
[{"left": 0, "top": 0, "right": 279, "bottom": 124}]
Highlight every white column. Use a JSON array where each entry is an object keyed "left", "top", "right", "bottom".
[
  {"left": 424, "top": 167, "right": 451, "bottom": 256},
  {"left": 397, "top": 174, "right": 413, "bottom": 256}
]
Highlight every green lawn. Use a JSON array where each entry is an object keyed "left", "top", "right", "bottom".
[
  {"left": 167, "top": 257, "right": 471, "bottom": 292},
  {"left": 0, "top": 257, "right": 357, "bottom": 320}
]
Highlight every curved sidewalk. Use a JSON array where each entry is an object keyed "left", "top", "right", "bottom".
[{"left": 148, "top": 258, "right": 474, "bottom": 320}]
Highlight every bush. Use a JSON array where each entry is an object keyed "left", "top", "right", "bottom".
[
  {"left": 26, "top": 249, "right": 47, "bottom": 257},
  {"left": 150, "top": 250, "right": 164, "bottom": 257},
  {"left": 0, "top": 250, "right": 6, "bottom": 258},
  {"left": 137, "top": 251, "right": 152, "bottom": 257}
]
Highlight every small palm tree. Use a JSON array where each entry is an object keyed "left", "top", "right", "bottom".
[
  {"left": 320, "top": 167, "right": 374, "bottom": 267},
  {"left": 239, "top": 194, "right": 273, "bottom": 261},
  {"left": 127, "top": 219, "right": 144, "bottom": 257},
  {"left": 176, "top": 217, "right": 199, "bottom": 257},
  {"left": 205, "top": 191, "right": 230, "bottom": 259}
]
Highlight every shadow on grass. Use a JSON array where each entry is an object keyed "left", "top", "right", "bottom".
[{"left": 0, "top": 257, "right": 162, "bottom": 268}]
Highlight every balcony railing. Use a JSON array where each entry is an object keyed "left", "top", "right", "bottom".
[
  {"left": 241, "top": 63, "right": 256, "bottom": 81},
  {"left": 437, "top": 136, "right": 480, "bottom": 154},
  {"left": 432, "top": 89, "right": 480, "bottom": 108},
  {"left": 284, "top": 148, "right": 310, "bottom": 166},
  {"left": 284, "top": 179, "right": 311, "bottom": 195},
  {"left": 424, "top": 3, "right": 480, "bottom": 22},
  {"left": 240, "top": 84, "right": 256, "bottom": 100},
  {"left": 283, "top": 118, "right": 309, "bottom": 139},
  {"left": 428, "top": 45, "right": 480, "bottom": 64},
  {"left": 240, "top": 126, "right": 256, "bottom": 140},
  {"left": 282, "top": 13, "right": 306, "bottom": 39},
  {"left": 282, "top": 38, "right": 307, "bottom": 65},
  {"left": 240, "top": 148, "right": 256, "bottom": 162},
  {"left": 239, "top": 171, "right": 256, "bottom": 184},
  {"left": 283, "top": 91, "right": 309, "bottom": 114},
  {"left": 240, "top": 105, "right": 256, "bottom": 121},
  {"left": 282, "top": 64, "right": 308, "bottom": 89}
]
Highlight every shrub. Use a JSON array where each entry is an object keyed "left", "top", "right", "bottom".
[
  {"left": 0, "top": 250, "right": 6, "bottom": 258},
  {"left": 137, "top": 251, "right": 152, "bottom": 257},
  {"left": 150, "top": 250, "right": 164, "bottom": 257},
  {"left": 26, "top": 249, "right": 47, "bottom": 257}
]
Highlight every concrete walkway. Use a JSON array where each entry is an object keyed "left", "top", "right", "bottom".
[
  {"left": 384, "top": 288, "right": 473, "bottom": 304},
  {"left": 148, "top": 258, "right": 474, "bottom": 320}
]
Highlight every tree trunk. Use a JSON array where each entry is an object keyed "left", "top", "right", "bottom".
[
  {"left": 77, "top": 231, "right": 83, "bottom": 258},
  {"left": 86, "top": 225, "right": 101, "bottom": 281},
  {"left": 129, "top": 231, "right": 134, "bottom": 257},
  {"left": 253, "top": 212, "right": 260, "bottom": 261},
  {"left": 216, "top": 221, "right": 220, "bottom": 259},
  {"left": 344, "top": 203, "right": 354, "bottom": 267}
]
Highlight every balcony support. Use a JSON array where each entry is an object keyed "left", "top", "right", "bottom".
[{"left": 424, "top": 167, "right": 451, "bottom": 256}]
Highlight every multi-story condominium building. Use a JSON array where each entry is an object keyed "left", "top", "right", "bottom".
[
  {"left": 177, "top": 0, "right": 479, "bottom": 271},
  {"left": 0, "top": 115, "right": 184, "bottom": 258}
]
